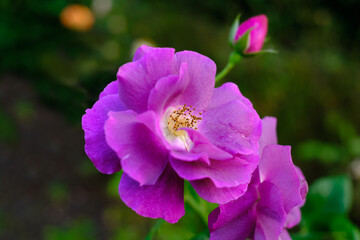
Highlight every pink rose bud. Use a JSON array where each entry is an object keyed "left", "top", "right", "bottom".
[{"left": 233, "top": 14, "right": 268, "bottom": 54}]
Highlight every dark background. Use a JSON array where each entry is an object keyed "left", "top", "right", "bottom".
[{"left": 0, "top": 0, "right": 359, "bottom": 239}]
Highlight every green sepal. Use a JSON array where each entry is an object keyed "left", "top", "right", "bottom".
[
  {"left": 228, "top": 14, "right": 241, "bottom": 47},
  {"left": 242, "top": 48, "right": 278, "bottom": 58},
  {"left": 233, "top": 27, "right": 253, "bottom": 54}
]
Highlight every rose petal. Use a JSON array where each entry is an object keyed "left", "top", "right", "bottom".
[
  {"left": 259, "top": 145, "right": 303, "bottom": 213},
  {"left": 170, "top": 155, "right": 257, "bottom": 188},
  {"left": 190, "top": 178, "right": 248, "bottom": 204},
  {"left": 148, "top": 62, "right": 190, "bottom": 114},
  {"left": 117, "top": 47, "right": 175, "bottom": 113},
  {"left": 255, "top": 181, "right": 287, "bottom": 240},
  {"left": 199, "top": 99, "right": 261, "bottom": 155},
  {"left": 285, "top": 206, "right": 301, "bottom": 229},
  {"left": 207, "top": 82, "right": 253, "bottom": 110},
  {"left": 82, "top": 95, "right": 126, "bottom": 174},
  {"left": 209, "top": 211, "right": 255, "bottom": 240},
  {"left": 235, "top": 15, "right": 268, "bottom": 53},
  {"left": 105, "top": 110, "right": 168, "bottom": 185},
  {"left": 259, "top": 116, "right": 278, "bottom": 156},
  {"left": 186, "top": 128, "right": 233, "bottom": 161},
  {"left": 210, "top": 184, "right": 258, "bottom": 230},
  {"left": 279, "top": 230, "right": 292, "bottom": 240},
  {"left": 119, "top": 165, "right": 184, "bottom": 223},
  {"left": 209, "top": 185, "right": 258, "bottom": 240},
  {"left": 99, "top": 80, "right": 119, "bottom": 99},
  {"left": 295, "top": 166, "right": 309, "bottom": 203},
  {"left": 174, "top": 50, "right": 216, "bottom": 110}
]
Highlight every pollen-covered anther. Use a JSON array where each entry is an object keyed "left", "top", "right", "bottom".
[{"left": 167, "top": 104, "right": 202, "bottom": 136}]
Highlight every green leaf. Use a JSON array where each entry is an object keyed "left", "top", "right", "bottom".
[
  {"left": 228, "top": 14, "right": 241, "bottom": 46},
  {"left": 308, "top": 176, "right": 352, "bottom": 215},
  {"left": 330, "top": 216, "right": 360, "bottom": 240}
]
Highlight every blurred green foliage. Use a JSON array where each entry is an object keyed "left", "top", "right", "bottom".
[
  {"left": 0, "top": 108, "right": 17, "bottom": 143},
  {"left": 43, "top": 219, "right": 97, "bottom": 240},
  {"left": 293, "top": 176, "right": 360, "bottom": 240},
  {"left": 1, "top": 0, "right": 359, "bottom": 239}
]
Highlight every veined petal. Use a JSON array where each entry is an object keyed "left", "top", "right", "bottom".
[
  {"left": 105, "top": 110, "right": 168, "bottom": 186},
  {"left": 82, "top": 95, "right": 126, "bottom": 174},
  {"left": 119, "top": 165, "right": 184, "bottom": 223}
]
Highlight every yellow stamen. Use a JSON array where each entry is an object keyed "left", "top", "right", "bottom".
[{"left": 167, "top": 104, "right": 202, "bottom": 137}]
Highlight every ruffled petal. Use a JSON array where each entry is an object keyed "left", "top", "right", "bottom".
[
  {"left": 174, "top": 50, "right": 216, "bottom": 110},
  {"left": 170, "top": 155, "right": 257, "bottom": 188},
  {"left": 259, "top": 145, "right": 303, "bottom": 213},
  {"left": 148, "top": 62, "right": 190, "bottom": 114},
  {"left": 119, "top": 165, "right": 184, "bottom": 223},
  {"left": 254, "top": 181, "right": 287, "bottom": 240},
  {"left": 199, "top": 99, "right": 261, "bottom": 155},
  {"left": 190, "top": 178, "right": 248, "bottom": 204},
  {"left": 82, "top": 95, "right": 126, "bottom": 174},
  {"left": 259, "top": 117, "right": 277, "bottom": 156},
  {"left": 99, "top": 80, "right": 119, "bottom": 99},
  {"left": 105, "top": 110, "right": 168, "bottom": 185},
  {"left": 117, "top": 47, "right": 175, "bottom": 113}
]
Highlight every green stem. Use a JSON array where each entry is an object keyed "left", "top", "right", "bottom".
[
  {"left": 215, "top": 52, "right": 242, "bottom": 83},
  {"left": 184, "top": 194, "right": 208, "bottom": 226},
  {"left": 144, "top": 219, "right": 165, "bottom": 240}
]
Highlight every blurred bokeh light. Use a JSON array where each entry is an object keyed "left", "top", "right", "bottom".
[{"left": 60, "top": 4, "right": 95, "bottom": 32}]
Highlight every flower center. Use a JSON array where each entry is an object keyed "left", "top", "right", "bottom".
[
  {"left": 167, "top": 104, "right": 202, "bottom": 136},
  {"left": 163, "top": 104, "right": 202, "bottom": 150}
]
